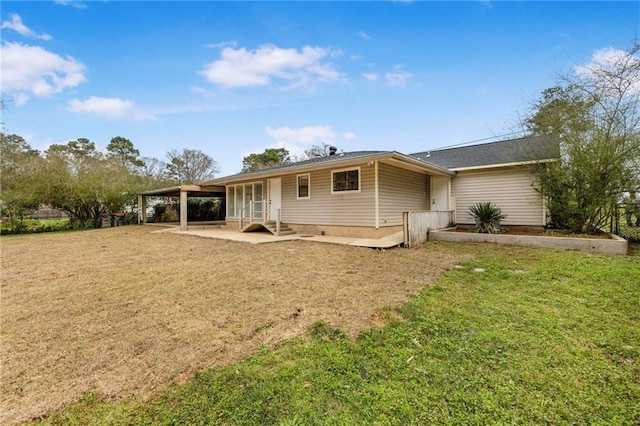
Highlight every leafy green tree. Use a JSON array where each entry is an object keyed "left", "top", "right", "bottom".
[
  {"left": 1, "top": 132, "right": 171, "bottom": 230},
  {"left": 526, "top": 43, "right": 640, "bottom": 234},
  {"left": 165, "top": 148, "right": 220, "bottom": 184},
  {"left": 47, "top": 138, "right": 100, "bottom": 173},
  {"left": 44, "top": 139, "right": 142, "bottom": 228},
  {"left": 241, "top": 148, "right": 291, "bottom": 172},
  {"left": 106, "top": 136, "right": 144, "bottom": 168},
  {"left": 0, "top": 133, "right": 43, "bottom": 228},
  {"left": 48, "top": 137, "right": 99, "bottom": 159}
]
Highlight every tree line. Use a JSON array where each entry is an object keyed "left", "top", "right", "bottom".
[
  {"left": 0, "top": 131, "right": 331, "bottom": 231},
  {"left": 0, "top": 135, "right": 220, "bottom": 229}
]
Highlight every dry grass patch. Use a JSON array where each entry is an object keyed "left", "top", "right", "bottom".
[{"left": 1, "top": 226, "right": 465, "bottom": 424}]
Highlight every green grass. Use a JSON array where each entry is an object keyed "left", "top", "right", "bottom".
[
  {"left": 0, "top": 218, "right": 71, "bottom": 235},
  {"left": 34, "top": 243, "right": 640, "bottom": 425}
]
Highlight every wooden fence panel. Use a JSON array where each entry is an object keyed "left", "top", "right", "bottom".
[{"left": 403, "top": 211, "right": 455, "bottom": 247}]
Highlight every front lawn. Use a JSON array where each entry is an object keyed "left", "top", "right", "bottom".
[
  {"left": 1, "top": 226, "right": 463, "bottom": 425},
  {"left": 27, "top": 239, "right": 640, "bottom": 425}
]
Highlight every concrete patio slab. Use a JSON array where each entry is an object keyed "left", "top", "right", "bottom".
[
  {"left": 348, "top": 231, "right": 404, "bottom": 248},
  {"left": 155, "top": 225, "right": 405, "bottom": 248},
  {"left": 174, "top": 228, "right": 299, "bottom": 244}
]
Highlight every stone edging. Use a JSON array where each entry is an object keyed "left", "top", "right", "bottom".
[{"left": 428, "top": 228, "right": 628, "bottom": 255}]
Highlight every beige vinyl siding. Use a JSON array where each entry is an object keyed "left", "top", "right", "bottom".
[
  {"left": 451, "top": 166, "right": 544, "bottom": 226},
  {"left": 281, "top": 164, "right": 376, "bottom": 226},
  {"left": 378, "top": 162, "right": 430, "bottom": 226}
]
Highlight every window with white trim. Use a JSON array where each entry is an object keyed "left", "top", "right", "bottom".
[
  {"left": 297, "top": 174, "right": 310, "bottom": 199},
  {"left": 331, "top": 167, "right": 360, "bottom": 193},
  {"left": 226, "top": 182, "right": 263, "bottom": 218}
]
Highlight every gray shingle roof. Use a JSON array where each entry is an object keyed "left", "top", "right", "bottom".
[
  {"left": 411, "top": 135, "right": 560, "bottom": 169},
  {"left": 208, "top": 135, "right": 559, "bottom": 185}
]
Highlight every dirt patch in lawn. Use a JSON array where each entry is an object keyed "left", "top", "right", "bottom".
[{"left": 0, "top": 226, "right": 466, "bottom": 424}]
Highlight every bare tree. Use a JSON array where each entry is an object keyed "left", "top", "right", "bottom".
[
  {"left": 304, "top": 142, "right": 334, "bottom": 158},
  {"left": 526, "top": 43, "right": 640, "bottom": 233},
  {"left": 166, "top": 148, "right": 220, "bottom": 184}
]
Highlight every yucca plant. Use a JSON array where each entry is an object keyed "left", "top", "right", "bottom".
[{"left": 469, "top": 202, "right": 506, "bottom": 234}]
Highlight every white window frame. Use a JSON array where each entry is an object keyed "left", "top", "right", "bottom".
[
  {"left": 296, "top": 173, "right": 311, "bottom": 199},
  {"left": 331, "top": 167, "right": 361, "bottom": 194},
  {"left": 226, "top": 181, "right": 263, "bottom": 218}
]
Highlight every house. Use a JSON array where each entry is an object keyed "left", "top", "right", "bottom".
[
  {"left": 138, "top": 135, "right": 559, "bottom": 236},
  {"left": 412, "top": 135, "right": 559, "bottom": 226}
]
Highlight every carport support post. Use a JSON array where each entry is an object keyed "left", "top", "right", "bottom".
[
  {"left": 180, "top": 189, "right": 188, "bottom": 231},
  {"left": 138, "top": 194, "right": 147, "bottom": 224}
]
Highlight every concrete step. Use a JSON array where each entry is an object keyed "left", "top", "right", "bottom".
[
  {"left": 265, "top": 224, "right": 292, "bottom": 230},
  {"left": 265, "top": 223, "right": 295, "bottom": 235},
  {"left": 242, "top": 221, "right": 296, "bottom": 236}
]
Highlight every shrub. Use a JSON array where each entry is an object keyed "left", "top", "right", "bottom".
[
  {"left": 0, "top": 219, "right": 72, "bottom": 235},
  {"left": 469, "top": 202, "right": 506, "bottom": 234}
]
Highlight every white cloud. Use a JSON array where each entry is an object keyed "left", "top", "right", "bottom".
[
  {"left": 68, "top": 96, "right": 133, "bottom": 118},
  {"left": 357, "top": 31, "right": 371, "bottom": 41},
  {"left": 1, "top": 42, "right": 86, "bottom": 101},
  {"left": 200, "top": 44, "right": 345, "bottom": 89},
  {"left": 243, "top": 125, "right": 355, "bottom": 161},
  {"left": 265, "top": 125, "right": 336, "bottom": 145},
  {"left": 386, "top": 70, "right": 411, "bottom": 87},
  {"left": 260, "top": 125, "right": 357, "bottom": 159},
  {"left": 67, "top": 96, "right": 155, "bottom": 120},
  {"left": 190, "top": 86, "right": 217, "bottom": 97},
  {"left": 342, "top": 132, "right": 357, "bottom": 140},
  {"left": 13, "top": 93, "right": 29, "bottom": 106},
  {"left": 205, "top": 40, "right": 237, "bottom": 50},
  {"left": 362, "top": 72, "right": 378, "bottom": 81},
  {"left": 1, "top": 14, "right": 52, "bottom": 40},
  {"left": 54, "top": 0, "right": 87, "bottom": 9},
  {"left": 575, "top": 47, "right": 626, "bottom": 77},
  {"left": 575, "top": 47, "right": 640, "bottom": 95}
]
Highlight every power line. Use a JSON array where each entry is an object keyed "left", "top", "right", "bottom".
[{"left": 431, "top": 130, "right": 529, "bottom": 151}]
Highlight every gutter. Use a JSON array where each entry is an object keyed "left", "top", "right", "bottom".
[{"left": 450, "top": 158, "right": 559, "bottom": 172}]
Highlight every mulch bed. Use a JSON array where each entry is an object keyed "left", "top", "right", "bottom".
[{"left": 453, "top": 225, "right": 614, "bottom": 239}]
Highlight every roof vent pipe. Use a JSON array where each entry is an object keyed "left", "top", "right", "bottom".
[{"left": 329, "top": 146, "right": 337, "bottom": 155}]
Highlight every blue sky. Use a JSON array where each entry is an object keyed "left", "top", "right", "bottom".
[{"left": 1, "top": 1, "right": 638, "bottom": 176}]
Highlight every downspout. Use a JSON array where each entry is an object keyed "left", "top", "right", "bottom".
[{"left": 374, "top": 160, "right": 379, "bottom": 229}]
